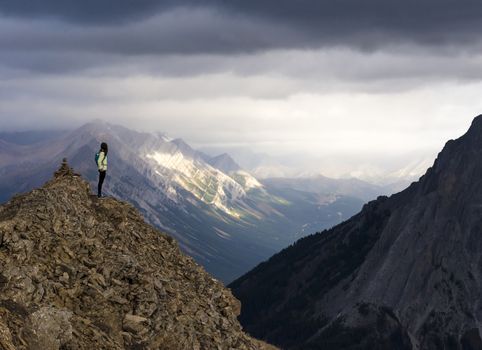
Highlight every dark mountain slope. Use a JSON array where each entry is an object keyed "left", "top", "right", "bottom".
[
  {"left": 230, "top": 115, "right": 482, "bottom": 350},
  {"left": 0, "top": 160, "right": 276, "bottom": 350}
]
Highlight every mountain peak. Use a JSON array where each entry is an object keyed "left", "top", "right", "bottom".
[
  {"left": 169, "top": 138, "right": 198, "bottom": 157},
  {"left": 208, "top": 153, "right": 242, "bottom": 173},
  {"left": 468, "top": 113, "right": 482, "bottom": 131},
  {"left": 0, "top": 160, "right": 274, "bottom": 349},
  {"left": 446, "top": 114, "right": 482, "bottom": 148}
]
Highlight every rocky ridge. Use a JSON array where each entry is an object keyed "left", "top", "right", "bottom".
[{"left": 0, "top": 160, "right": 275, "bottom": 349}]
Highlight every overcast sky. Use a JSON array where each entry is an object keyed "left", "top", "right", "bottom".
[{"left": 1, "top": 1, "right": 482, "bottom": 178}]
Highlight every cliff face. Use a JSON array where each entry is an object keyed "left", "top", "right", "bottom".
[
  {"left": 230, "top": 116, "right": 482, "bottom": 350},
  {"left": 0, "top": 160, "right": 274, "bottom": 350}
]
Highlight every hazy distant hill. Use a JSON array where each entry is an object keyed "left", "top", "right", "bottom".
[
  {"left": 263, "top": 175, "right": 385, "bottom": 203},
  {"left": 0, "top": 130, "right": 66, "bottom": 145},
  {"left": 0, "top": 122, "right": 376, "bottom": 282}
]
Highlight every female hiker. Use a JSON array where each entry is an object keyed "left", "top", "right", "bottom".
[{"left": 96, "top": 142, "right": 108, "bottom": 198}]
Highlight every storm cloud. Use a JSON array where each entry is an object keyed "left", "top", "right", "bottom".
[
  {"left": 2, "top": 0, "right": 482, "bottom": 75},
  {"left": 1, "top": 0, "right": 482, "bottom": 53}
]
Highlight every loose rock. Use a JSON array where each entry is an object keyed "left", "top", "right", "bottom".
[{"left": 0, "top": 161, "right": 275, "bottom": 350}]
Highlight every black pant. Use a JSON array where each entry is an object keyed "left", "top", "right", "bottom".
[{"left": 98, "top": 170, "right": 106, "bottom": 197}]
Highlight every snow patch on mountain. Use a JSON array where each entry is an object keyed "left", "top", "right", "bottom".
[
  {"left": 146, "top": 151, "right": 247, "bottom": 216},
  {"left": 229, "top": 170, "right": 263, "bottom": 190}
]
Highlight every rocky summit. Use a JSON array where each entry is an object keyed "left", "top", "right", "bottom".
[
  {"left": 230, "top": 115, "right": 482, "bottom": 350},
  {"left": 0, "top": 160, "right": 275, "bottom": 350}
]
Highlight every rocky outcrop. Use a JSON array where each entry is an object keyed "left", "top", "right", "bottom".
[
  {"left": 230, "top": 115, "right": 482, "bottom": 350},
  {"left": 0, "top": 161, "right": 275, "bottom": 349}
]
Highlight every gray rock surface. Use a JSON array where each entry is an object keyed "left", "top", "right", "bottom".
[
  {"left": 230, "top": 115, "right": 482, "bottom": 350},
  {"left": 0, "top": 161, "right": 276, "bottom": 349}
]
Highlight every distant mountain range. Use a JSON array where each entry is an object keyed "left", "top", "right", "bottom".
[
  {"left": 230, "top": 115, "right": 482, "bottom": 349},
  {"left": 0, "top": 122, "right": 389, "bottom": 282},
  {"left": 200, "top": 145, "right": 431, "bottom": 190}
]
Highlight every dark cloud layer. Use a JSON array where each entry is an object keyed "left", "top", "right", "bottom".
[
  {"left": 0, "top": 0, "right": 481, "bottom": 79},
  {"left": 1, "top": 0, "right": 482, "bottom": 50},
  {"left": 0, "top": 0, "right": 180, "bottom": 23}
]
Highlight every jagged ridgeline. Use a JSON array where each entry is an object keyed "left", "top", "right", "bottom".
[
  {"left": 0, "top": 160, "right": 276, "bottom": 349},
  {"left": 230, "top": 115, "right": 482, "bottom": 350}
]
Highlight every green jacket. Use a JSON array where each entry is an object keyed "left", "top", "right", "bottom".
[{"left": 97, "top": 151, "right": 108, "bottom": 171}]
